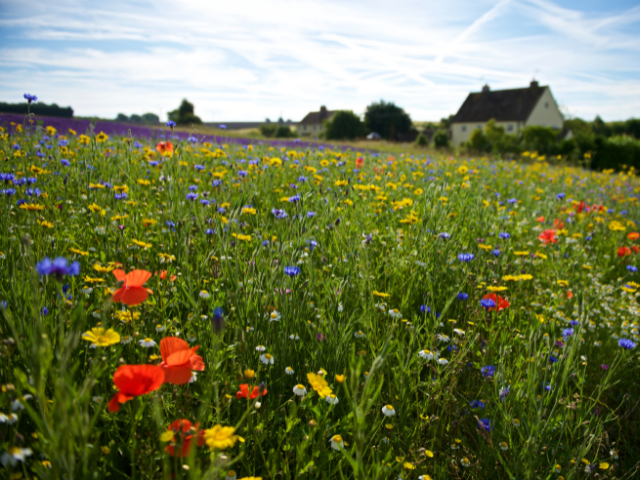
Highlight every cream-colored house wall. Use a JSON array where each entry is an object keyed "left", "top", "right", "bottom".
[
  {"left": 452, "top": 120, "right": 526, "bottom": 146},
  {"left": 525, "top": 88, "right": 563, "bottom": 129}
]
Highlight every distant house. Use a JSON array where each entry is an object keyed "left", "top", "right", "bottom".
[
  {"left": 451, "top": 81, "right": 566, "bottom": 147},
  {"left": 299, "top": 106, "right": 336, "bottom": 135}
]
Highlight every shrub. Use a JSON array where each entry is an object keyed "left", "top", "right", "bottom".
[
  {"left": 0, "top": 101, "right": 73, "bottom": 118},
  {"left": 433, "top": 130, "right": 449, "bottom": 148},
  {"left": 168, "top": 99, "right": 202, "bottom": 125},
  {"left": 274, "top": 125, "right": 295, "bottom": 138},
  {"left": 468, "top": 129, "right": 490, "bottom": 152},
  {"left": 522, "top": 125, "right": 559, "bottom": 155},
  {"left": 415, "top": 133, "right": 429, "bottom": 146},
  {"left": 259, "top": 124, "right": 277, "bottom": 137}
]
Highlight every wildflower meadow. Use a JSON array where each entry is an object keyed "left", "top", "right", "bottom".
[{"left": 1, "top": 109, "right": 640, "bottom": 480}]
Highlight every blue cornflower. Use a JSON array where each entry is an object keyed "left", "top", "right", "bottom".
[
  {"left": 420, "top": 305, "right": 431, "bottom": 314},
  {"left": 262, "top": 240, "right": 269, "bottom": 247},
  {"left": 309, "top": 240, "right": 318, "bottom": 251},
  {"left": 458, "top": 253, "right": 475, "bottom": 262},
  {"left": 60, "top": 159, "right": 70, "bottom": 167},
  {"left": 619, "top": 338, "right": 636, "bottom": 350},
  {"left": 480, "top": 298, "right": 496, "bottom": 309},
  {"left": 238, "top": 170, "right": 248, "bottom": 177},
  {"left": 188, "top": 185, "right": 198, "bottom": 191},
  {"left": 166, "top": 120, "right": 176, "bottom": 128},
  {"left": 491, "top": 249, "right": 501, "bottom": 257},
  {"left": 200, "top": 199, "right": 210, "bottom": 206},
  {"left": 115, "top": 193, "right": 127, "bottom": 200},
  {"left": 307, "top": 211, "right": 316, "bottom": 218},
  {"left": 298, "top": 176, "right": 308, "bottom": 183},
  {"left": 186, "top": 192, "right": 198, "bottom": 201},
  {"left": 556, "top": 193, "right": 566, "bottom": 200},
  {"left": 470, "top": 400, "right": 485, "bottom": 409},
  {"left": 478, "top": 418, "right": 491, "bottom": 431},
  {"left": 272, "top": 208, "right": 288, "bottom": 219},
  {"left": 627, "top": 265, "right": 638, "bottom": 273},
  {"left": 480, "top": 365, "right": 495, "bottom": 378},
  {"left": 457, "top": 292, "right": 469, "bottom": 301},
  {"left": 549, "top": 356, "right": 558, "bottom": 364},
  {"left": 499, "top": 386, "right": 510, "bottom": 401},
  {"left": 499, "top": 232, "right": 510, "bottom": 239},
  {"left": 205, "top": 228, "right": 214, "bottom": 235},
  {"left": 195, "top": 165, "right": 205, "bottom": 171},
  {"left": 24, "top": 93, "right": 37, "bottom": 103},
  {"left": 562, "top": 328, "right": 574, "bottom": 340},
  {"left": 212, "top": 180, "right": 222, "bottom": 187},
  {"left": 507, "top": 198, "right": 517, "bottom": 204},
  {"left": 289, "top": 195, "right": 301, "bottom": 203},
  {"left": 439, "top": 232, "right": 450, "bottom": 240},
  {"left": 165, "top": 220, "right": 176, "bottom": 229},
  {"left": 212, "top": 306, "right": 225, "bottom": 332},
  {"left": 36, "top": 257, "right": 80, "bottom": 279},
  {"left": 41, "top": 307, "right": 49, "bottom": 316},
  {"left": 284, "top": 266, "right": 300, "bottom": 277}
]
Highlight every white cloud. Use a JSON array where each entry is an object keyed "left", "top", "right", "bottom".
[{"left": 0, "top": 0, "right": 638, "bottom": 121}]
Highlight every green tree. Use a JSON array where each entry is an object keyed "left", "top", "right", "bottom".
[
  {"left": 469, "top": 129, "right": 490, "bottom": 152},
  {"left": 274, "top": 125, "right": 295, "bottom": 138},
  {"left": 129, "top": 114, "right": 143, "bottom": 124},
  {"left": 364, "top": 100, "right": 412, "bottom": 140},
  {"left": 415, "top": 133, "right": 429, "bottom": 146},
  {"left": 324, "top": 111, "right": 366, "bottom": 140},
  {"left": 168, "top": 99, "right": 202, "bottom": 125},
  {"left": 141, "top": 113, "right": 160, "bottom": 124},
  {"left": 115, "top": 113, "right": 129, "bottom": 122},
  {"left": 522, "top": 125, "right": 558, "bottom": 154}
]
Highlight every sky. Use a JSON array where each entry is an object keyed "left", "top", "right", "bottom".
[{"left": 0, "top": 0, "right": 639, "bottom": 122}]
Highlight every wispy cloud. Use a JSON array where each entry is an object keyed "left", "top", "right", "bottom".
[{"left": 0, "top": 0, "right": 638, "bottom": 121}]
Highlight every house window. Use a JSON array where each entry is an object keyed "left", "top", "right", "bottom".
[
  {"left": 545, "top": 102, "right": 549, "bottom": 108},
  {"left": 461, "top": 125, "right": 466, "bottom": 132},
  {"left": 507, "top": 124, "right": 513, "bottom": 132},
  {"left": 476, "top": 125, "right": 482, "bottom": 129}
]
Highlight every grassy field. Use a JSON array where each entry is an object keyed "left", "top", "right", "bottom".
[{"left": 0, "top": 117, "right": 639, "bottom": 480}]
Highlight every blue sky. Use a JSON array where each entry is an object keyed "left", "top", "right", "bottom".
[{"left": 1, "top": 0, "right": 639, "bottom": 122}]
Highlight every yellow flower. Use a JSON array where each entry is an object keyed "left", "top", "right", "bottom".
[
  {"left": 457, "top": 165, "right": 468, "bottom": 174},
  {"left": 203, "top": 425, "right": 244, "bottom": 450},
  {"left": 335, "top": 374, "right": 345, "bottom": 383},
  {"left": 93, "top": 263, "right": 114, "bottom": 273},
  {"left": 81, "top": 328, "right": 120, "bottom": 347},
  {"left": 425, "top": 449, "right": 434, "bottom": 458},
  {"left": 160, "top": 430, "right": 175, "bottom": 442},
  {"left": 413, "top": 188, "right": 424, "bottom": 195},
  {"left": 557, "top": 280, "right": 569, "bottom": 287},
  {"left": 137, "top": 179, "right": 151, "bottom": 186},
  {"left": 19, "top": 203, "right": 44, "bottom": 212},
  {"left": 608, "top": 221, "right": 626, "bottom": 232},
  {"left": 372, "top": 291, "right": 389, "bottom": 298},
  {"left": 70, "top": 248, "right": 89, "bottom": 256},
  {"left": 403, "top": 462, "right": 415, "bottom": 470},
  {"left": 513, "top": 251, "right": 529, "bottom": 256},
  {"left": 39, "top": 220, "right": 54, "bottom": 228},
  {"left": 231, "top": 233, "right": 252, "bottom": 242},
  {"left": 244, "top": 369, "right": 255, "bottom": 379},
  {"left": 46, "top": 126, "right": 57, "bottom": 135},
  {"left": 599, "top": 462, "right": 609, "bottom": 470},
  {"left": 334, "top": 180, "right": 348, "bottom": 187},
  {"left": 84, "top": 276, "right": 105, "bottom": 283},
  {"left": 307, "top": 372, "right": 332, "bottom": 398},
  {"left": 95, "top": 132, "right": 109, "bottom": 143},
  {"left": 487, "top": 286, "right": 507, "bottom": 292},
  {"left": 242, "top": 207, "right": 257, "bottom": 215},
  {"left": 132, "top": 239, "right": 152, "bottom": 249}
]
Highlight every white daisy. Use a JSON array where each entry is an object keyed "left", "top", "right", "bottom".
[
  {"left": 354, "top": 331, "right": 365, "bottom": 338},
  {"left": 138, "top": 338, "right": 156, "bottom": 348},
  {"left": 155, "top": 325, "right": 166, "bottom": 333},
  {"left": 325, "top": 394, "right": 339, "bottom": 405},
  {"left": 418, "top": 349, "right": 434, "bottom": 360},
  {"left": 285, "top": 367, "right": 294, "bottom": 375},
  {"left": 293, "top": 384, "right": 307, "bottom": 396},
  {"left": 1, "top": 447, "right": 33, "bottom": 466},
  {"left": 260, "top": 353, "right": 274, "bottom": 365},
  {"left": 437, "top": 358, "right": 449, "bottom": 366},
  {"left": 199, "top": 290, "right": 210, "bottom": 299},
  {"left": 255, "top": 345, "right": 266, "bottom": 352},
  {"left": 121, "top": 335, "right": 132, "bottom": 344},
  {"left": 289, "top": 334, "right": 300, "bottom": 340},
  {"left": 381, "top": 404, "right": 396, "bottom": 416},
  {"left": 268, "top": 310, "right": 281, "bottom": 322},
  {"left": 330, "top": 434, "right": 344, "bottom": 451}
]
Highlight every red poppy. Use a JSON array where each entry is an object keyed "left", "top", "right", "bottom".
[
  {"left": 632, "top": 246, "right": 639, "bottom": 254},
  {"left": 628, "top": 232, "right": 639, "bottom": 241},
  {"left": 617, "top": 246, "right": 632, "bottom": 257},
  {"left": 538, "top": 229, "right": 557, "bottom": 244},
  {"left": 482, "top": 293, "right": 510, "bottom": 312},
  {"left": 108, "top": 364, "right": 165, "bottom": 412},
  {"left": 112, "top": 269, "right": 153, "bottom": 306},
  {"left": 236, "top": 384, "right": 267, "bottom": 400},
  {"left": 158, "top": 270, "right": 177, "bottom": 282},
  {"left": 355, "top": 157, "right": 364, "bottom": 169},
  {"left": 536, "top": 216, "right": 545, "bottom": 223},
  {"left": 575, "top": 201, "right": 588, "bottom": 214},
  {"left": 159, "top": 337, "right": 205, "bottom": 385},
  {"left": 156, "top": 141, "right": 174, "bottom": 154},
  {"left": 553, "top": 219, "right": 565, "bottom": 229},
  {"left": 566, "top": 290, "right": 573, "bottom": 299},
  {"left": 164, "top": 419, "right": 205, "bottom": 457}
]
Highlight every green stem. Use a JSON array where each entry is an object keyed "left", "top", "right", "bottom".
[{"left": 130, "top": 398, "right": 137, "bottom": 480}]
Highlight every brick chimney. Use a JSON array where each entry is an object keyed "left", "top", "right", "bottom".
[
  {"left": 530, "top": 80, "right": 539, "bottom": 88},
  {"left": 482, "top": 84, "right": 490, "bottom": 93}
]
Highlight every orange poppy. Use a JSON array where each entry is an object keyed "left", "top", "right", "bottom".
[
  {"left": 156, "top": 141, "right": 174, "bottom": 154},
  {"left": 159, "top": 337, "right": 205, "bottom": 385},
  {"left": 355, "top": 157, "right": 364, "bottom": 169},
  {"left": 538, "top": 229, "right": 557, "bottom": 245},
  {"left": 553, "top": 219, "right": 565, "bottom": 229},
  {"left": 236, "top": 384, "right": 267, "bottom": 400},
  {"left": 164, "top": 419, "right": 205, "bottom": 457},
  {"left": 158, "top": 270, "right": 177, "bottom": 282},
  {"left": 628, "top": 232, "right": 639, "bottom": 241},
  {"left": 617, "top": 246, "right": 631, "bottom": 257},
  {"left": 112, "top": 269, "right": 153, "bottom": 305},
  {"left": 482, "top": 293, "right": 510, "bottom": 312},
  {"left": 536, "top": 216, "right": 545, "bottom": 223},
  {"left": 108, "top": 364, "right": 164, "bottom": 412}
]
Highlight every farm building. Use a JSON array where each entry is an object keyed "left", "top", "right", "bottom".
[
  {"left": 450, "top": 81, "right": 567, "bottom": 146},
  {"left": 298, "top": 106, "right": 336, "bottom": 135}
]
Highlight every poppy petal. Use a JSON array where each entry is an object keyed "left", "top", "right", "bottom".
[
  {"left": 119, "top": 288, "right": 149, "bottom": 306},
  {"left": 160, "top": 337, "right": 190, "bottom": 361},
  {"left": 125, "top": 269, "right": 152, "bottom": 287},
  {"left": 112, "top": 269, "right": 126, "bottom": 282},
  {"left": 165, "top": 348, "right": 197, "bottom": 367},
  {"left": 161, "top": 365, "right": 193, "bottom": 385}
]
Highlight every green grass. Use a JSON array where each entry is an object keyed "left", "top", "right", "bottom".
[{"left": 0, "top": 119, "right": 639, "bottom": 480}]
